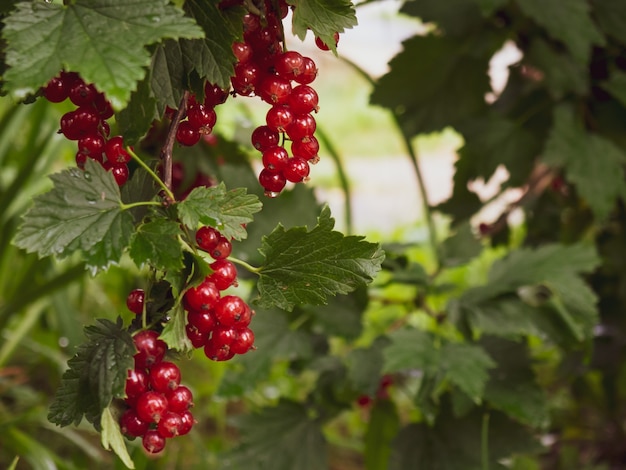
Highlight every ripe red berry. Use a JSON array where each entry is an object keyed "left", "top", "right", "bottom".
[
  {"left": 185, "top": 323, "right": 209, "bottom": 348},
  {"left": 266, "top": 105, "right": 294, "bottom": 133},
  {"left": 126, "top": 288, "right": 145, "bottom": 315},
  {"left": 183, "top": 279, "right": 220, "bottom": 312},
  {"left": 258, "top": 168, "right": 286, "bottom": 196},
  {"left": 232, "top": 41, "right": 253, "bottom": 63},
  {"left": 204, "top": 82, "right": 230, "bottom": 107},
  {"left": 214, "top": 295, "right": 251, "bottom": 328},
  {"left": 209, "top": 259, "right": 238, "bottom": 291},
  {"left": 157, "top": 411, "right": 184, "bottom": 438},
  {"left": 286, "top": 113, "right": 316, "bottom": 140},
  {"left": 149, "top": 361, "right": 181, "bottom": 392},
  {"left": 78, "top": 134, "right": 106, "bottom": 159},
  {"left": 133, "top": 330, "right": 167, "bottom": 369},
  {"left": 176, "top": 120, "right": 201, "bottom": 146},
  {"left": 166, "top": 385, "right": 194, "bottom": 413},
  {"left": 120, "top": 408, "right": 150, "bottom": 437},
  {"left": 136, "top": 391, "right": 169, "bottom": 424},
  {"left": 291, "top": 136, "right": 320, "bottom": 161},
  {"left": 106, "top": 162, "right": 130, "bottom": 186},
  {"left": 125, "top": 368, "right": 149, "bottom": 402},
  {"left": 69, "top": 81, "right": 97, "bottom": 107},
  {"left": 187, "top": 104, "right": 217, "bottom": 134},
  {"left": 142, "top": 429, "right": 166, "bottom": 454},
  {"left": 275, "top": 51, "right": 305, "bottom": 80},
  {"left": 187, "top": 309, "right": 217, "bottom": 335},
  {"left": 258, "top": 75, "right": 292, "bottom": 105},
  {"left": 283, "top": 157, "right": 310, "bottom": 183},
  {"left": 211, "top": 235, "right": 232, "bottom": 260},
  {"left": 288, "top": 85, "right": 319, "bottom": 114},
  {"left": 294, "top": 57, "right": 318, "bottom": 85},
  {"left": 315, "top": 32, "right": 339, "bottom": 51},
  {"left": 262, "top": 146, "right": 289, "bottom": 171},
  {"left": 178, "top": 410, "right": 195, "bottom": 435},
  {"left": 43, "top": 76, "right": 68, "bottom": 103},
  {"left": 231, "top": 327, "right": 255, "bottom": 355},
  {"left": 196, "top": 226, "right": 220, "bottom": 252},
  {"left": 251, "top": 125, "right": 279, "bottom": 151},
  {"left": 104, "top": 135, "right": 131, "bottom": 163}
]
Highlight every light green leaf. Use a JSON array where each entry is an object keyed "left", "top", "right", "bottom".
[
  {"left": 177, "top": 183, "right": 262, "bottom": 240},
  {"left": 517, "top": 0, "right": 604, "bottom": 65},
  {"left": 543, "top": 105, "right": 626, "bottom": 219},
  {"left": 440, "top": 343, "right": 495, "bottom": 400},
  {"left": 159, "top": 304, "right": 193, "bottom": 353},
  {"left": 256, "top": 206, "right": 384, "bottom": 311},
  {"left": 289, "top": 0, "right": 357, "bottom": 53},
  {"left": 101, "top": 405, "right": 135, "bottom": 469},
  {"left": 13, "top": 159, "right": 134, "bottom": 274},
  {"left": 129, "top": 219, "right": 184, "bottom": 272},
  {"left": 2, "top": 0, "right": 204, "bottom": 109}
]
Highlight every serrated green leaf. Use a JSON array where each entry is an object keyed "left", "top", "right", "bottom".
[
  {"left": 371, "top": 34, "right": 494, "bottom": 136},
  {"left": 401, "top": 0, "right": 482, "bottom": 36},
  {"left": 177, "top": 183, "right": 262, "bottom": 240},
  {"left": 159, "top": 303, "right": 193, "bottom": 353},
  {"left": 115, "top": 73, "right": 159, "bottom": 145},
  {"left": 250, "top": 308, "right": 313, "bottom": 360},
  {"left": 543, "top": 106, "right": 626, "bottom": 218},
  {"left": 440, "top": 221, "right": 483, "bottom": 268},
  {"left": 364, "top": 400, "right": 400, "bottom": 470},
  {"left": 150, "top": 40, "right": 186, "bottom": 116},
  {"left": 180, "top": 0, "right": 242, "bottom": 89},
  {"left": 289, "top": 0, "right": 357, "bottom": 53},
  {"left": 13, "top": 159, "right": 134, "bottom": 274},
  {"left": 440, "top": 343, "right": 495, "bottom": 400},
  {"left": 129, "top": 219, "right": 184, "bottom": 272},
  {"left": 48, "top": 318, "right": 135, "bottom": 429},
  {"left": 517, "top": 0, "right": 604, "bottom": 65},
  {"left": 255, "top": 206, "right": 383, "bottom": 311},
  {"left": 473, "top": 0, "right": 508, "bottom": 16},
  {"left": 382, "top": 328, "right": 439, "bottom": 374},
  {"left": 101, "top": 405, "right": 134, "bottom": 469},
  {"left": 223, "top": 400, "right": 328, "bottom": 470},
  {"left": 2, "top": 0, "right": 204, "bottom": 109}
]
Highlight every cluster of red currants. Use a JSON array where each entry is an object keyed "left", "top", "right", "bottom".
[
  {"left": 120, "top": 330, "right": 195, "bottom": 454},
  {"left": 41, "top": 71, "right": 132, "bottom": 185},
  {"left": 183, "top": 225, "right": 255, "bottom": 361}
]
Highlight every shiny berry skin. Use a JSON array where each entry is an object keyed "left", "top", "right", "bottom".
[
  {"left": 185, "top": 323, "right": 209, "bottom": 348},
  {"left": 214, "top": 295, "right": 251, "bottom": 328},
  {"left": 275, "top": 51, "right": 305, "bottom": 80},
  {"left": 262, "top": 146, "right": 289, "bottom": 171},
  {"left": 59, "top": 111, "right": 81, "bottom": 140},
  {"left": 78, "top": 134, "right": 106, "bottom": 159},
  {"left": 266, "top": 105, "right": 293, "bottom": 133},
  {"left": 258, "top": 168, "right": 286, "bottom": 196},
  {"left": 176, "top": 120, "right": 201, "bottom": 146},
  {"left": 183, "top": 279, "right": 220, "bottom": 312},
  {"left": 136, "top": 391, "right": 169, "bottom": 424},
  {"left": 69, "top": 81, "right": 97, "bottom": 107},
  {"left": 126, "top": 288, "right": 145, "bottom": 315},
  {"left": 211, "top": 235, "right": 232, "bottom": 260},
  {"left": 72, "top": 106, "right": 100, "bottom": 135},
  {"left": 283, "top": 157, "right": 310, "bottom": 183},
  {"left": 106, "top": 162, "right": 130, "bottom": 186},
  {"left": 149, "top": 361, "right": 181, "bottom": 392},
  {"left": 120, "top": 408, "right": 149, "bottom": 437},
  {"left": 196, "top": 226, "right": 220, "bottom": 252},
  {"left": 291, "top": 136, "right": 320, "bottom": 161},
  {"left": 43, "top": 76, "right": 68, "bottom": 102},
  {"left": 166, "top": 385, "right": 194, "bottom": 413},
  {"left": 288, "top": 85, "right": 319, "bottom": 114},
  {"left": 104, "top": 135, "right": 131, "bottom": 163},
  {"left": 125, "top": 368, "right": 149, "bottom": 402},
  {"left": 187, "top": 104, "right": 217, "bottom": 134},
  {"left": 209, "top": 259, "right": 238, "bottom": 291},
  {"left": 232, "top": 41, "right": 253, "bottom": 63},
  {"left": 286, "top": 113, "right": 316, "bottom": 140},
  {"left": 142, "top": 429, "right": 166, "bottom": 454},
  {"left": 204, "top": 82, "right": 230, "bottom": 107},
  {"left": 231, "top": 327, "right": 255, "bottom": 355},
  {"left": 178, "top": 410, "right": 195, "bottom": 435},
  {"left": 315, "top": 32, "right": 339, "bottom": 51},
  {"left": 258, "top": 75, "right": 292, "bottom": 105},
  {"left": 157, "top": 411, "right": 184, "bottom": 438},
  {"left": 251, "top": 125, "right": 279, "bottom": 151},
  {"left": 133, "top": 330, "right": 167, "bottom": 369},
  {"left": 187, "top": 309, "right": 217, "bottom": 335},
  {"left": 231, "top": 62, "right": 261, "bottom": 96},
  {"left": 204, "top": 329, "right": 236, "bottom": 362},
  {"left": 294, "top": 57, "right": 318, "bottom": 85}
]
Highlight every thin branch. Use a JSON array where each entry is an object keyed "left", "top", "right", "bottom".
[{"left": 160, "top": 91, "right": 190, "bottom": 201}]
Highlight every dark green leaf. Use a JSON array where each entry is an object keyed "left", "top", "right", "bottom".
[
  {"left": 13, "top": 159, "right": 134, "bottom": 274},
  {"left": 440, "top": 343, "right": 495, "bottom": 400},
  {"left": 307, "top": 286, "right": 367, "bottom": 340},
  {"left": 364, "top": 400, "right": 401, "bottom": 470},
  {"left": 371, "top": 34, "right": 495, "bottom": 136},
  {"left": 517, "top": 0, "right": 604, "bottom": 65},
  {"left": 250, "top": 308, "right": 313, "bottom": 360},
  {"left": 346, "top": 338, "right": 389, "bottom": 395},
  {"left": 543, "top": 106, "right": 626, "bottom": 219},
  {"left": 401, "top": 0, "right": 483, "bottom": 36},
  {"left": 382, "top": 328, "right": 439, "bottom": 374},
  {"left": 2, "top": 0, "right": 203, "bottom": 109},
  {"left": 181, "top": 0, "right": 242, "bottom": 89},
  {"left": 435, "top": 184, "right": 484, "bottom": 224},
  {"left": 256, "top": 206, "right": 384, "bottom": 311},
  {"left": 440, "top": 221, "right": 483, "bottom": 268},
  {"left": 129, "top": 218, "right": 184, "bottom": 272},
  {"left": 601, "top": 70, "right": 626, "bottom": 108},
  {"left": 48, "top": 318, "right": 135, "bottom": 429},
  {"left": 223, "top": 400, "right": 328, "bottom": 470},
  {"left": 177, "top": 183, "right": 262, "bottom": 240},
  {"left": 473, "top": 0, "right": 508, "bottom": 16},
  {"left": 592, "top": 0, "right": 626, "bottom": 43},
  {"left": 115, "top": 73, "right": 159, "bottom": 145},
  {"left": 150, "top": 40, "right": 186, "bottom": 115},
  {"left": 289, "top": 0, "right": 357, "bottom": 53}
]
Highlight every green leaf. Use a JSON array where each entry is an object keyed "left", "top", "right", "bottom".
[
  {"left": 129, "top": 218, "right": 184, "bottom": 272},
  {"left": 371, "top": 34, "right": 495, "bottom": 136},
  {"left": 180, "top": 0, "right": 242, "bottom": 89},
  {"left": 543, "top": 105, "right": 626, "bottom": 219},
  {"left": 150, "top": 40, "right": 186, "bottom": 115},
  {"left": 307, "top": 286, "right": 367, "bottom": 340},
  {"left": 2, "top": 0, "right": 204, "bottom": 109},
  {"left": 223, "top": 400, "right": 328, "bottom": 470},
  {"left": 400, "top": 0, "right": 483, "bottom": 36},
  {"left": 289, "top": 0, "right": 357, "bottom": 53},
  {"left": 592, "top": 0, "right": 626, "bottom": 43},
  {"left": 101, "top": 405, "right": 135, "bottom": 469},
  {"left": 255, "top": 206, "right": 384, "bottom": 311},
  {"left": 440, "top": 343, "right": 495, "bottom": 400},
  {"left": 13, "top": 159, "right": 134, "bottom": 274},
  {"left": 115, "top": 73, "right": 159, "bottom": 145},
  {"left": 440, "top": 221, "right": 483, "bottom": 268},
  {"left": 249, "top": 308, "right": 313, "bottom": 360},
  {"left": 159, "top": 303, "right": 193, "bottom": 353},
  {"left": 364, "top": 400, "right": 401, "bottom": 470},
  {"left": 177, "top": 183, "right": 262, "bottom": 240},
  {"left": 346, "top": 338, "right": 389, "bottom": 395},
  {"left": 382, "top": 328, "right": 439, "bottom": 374},
  {"left": 517, "top": 0, "right": 604, "bottom": 65},
  {"left": 473, "top": 0, "right": 508, "bottom": 16},
  {"left": 48, "top": 318, "right": 135, "bottom": 429},
  {"left": 601, "top": 70, "right": 626, "bottom": 108}
]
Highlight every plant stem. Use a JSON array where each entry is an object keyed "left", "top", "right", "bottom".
[
  {"left": 127, "top": 147, "right": 176, "bottom": 202},
  {"left": 481, "top": 412, "right": 490, "bottom": 470},
  {"left": 160, "top": 91, "right": 190, "bottom": 197},
  {"left": 229, "top": 256, "right": 261, "bottom": 275},
  {"left": 120, "top": 200, "right": 163, "bottom": 211}
]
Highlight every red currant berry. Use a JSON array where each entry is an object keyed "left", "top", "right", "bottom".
[
  {"left": 72, "top": 106, "right": 100, "bottom": 135},
  {"left": 211, "top": 235, "right": 232, "bottom": 260},
  {"left": 126, "top": 288, "right": 145, "bottom": 315},
  {"left": 69, "top": 81, "right": 97, "bottom": 107},
  {"left": 315, "top": 32, "right": 339, "bottom": 51},
  {"left": 43, "top": 76, "right": 68, "bottom": 103},
  {"left": 209, "top": 259, "right": 238, "bottom": 291},
  {"left": 204, "top": 327, "right": 236, "bottom": 361},
  {"left": 288, "top": 85, "right": 319, "bottom": 114},
  {"left": 187, "top": 104, "right": 217, "bottom": 134},
  {"left": 133, "top": 330, "right": 167, "bottom": 369},
  {"left": 176, "top": 120, "right": 201, "bottom": 146},
  {"left": 258, "top": 168, "right": 286, "bottom": 196},
  {"left": 183, "top": 279, "right": 220, "bottom": 311},
  {"left": 142, "top": 429, "right": 166, "bottom": 454},
  {"left": 258, "top": 75, "right": 292, "bottom": 105},
  {"left": 106, "top": 162, "right": 130, "bottom": 186},
  {"left": 94, "top": 92, "right": 114, "bottom": 119},
  {"left": 286, "top": 113, "right": 316, "bottom": 140},
  {"left": 178, "top": 410, "right": 195, "bottom": 435},
  {"left": 266, "top": 105, "right": 293, "bottom": 133},
  {"left": 231, "top": 62, "right": 261, "bottom": 96},
  {"left": 356, "top": 395, "right": 373, "bottom": 408},
  {"left": 120, "top": 408, "right": 150, "bottom": 437},
  {"left": 291, "top": 136, "right": 320, "bottom": 161},
  {"left": 185, "top": 323, "right": 209, "bottom": 348},
  {"left": 232, "top": 41, "right": 253, "bottom": 63},
  {"left": 196, "top": 226, "right": 221, "bottom": 252},
  {"left": 78, "top": 134, "right": 106, "bottom": 159},
  {"left": 125, "top": 368, "right": 149, "bottom": 402},
  {"left": 214, "top": 295, "right": 251, "bottom": 328},
  {"left": 59, "top": 111, "right": 81, "bottom": 140},
  {"left": 157, "top": 411, "right": 184, "bottom": 438},
  {"left": 149, "top": 361, "right": 181, "bottom": 392},
  {"left": 283, "top": 157, "right": 310, "bottom": 183},
  {"left": 166, "top": 385, "right": 194, "bottom": 413},
  {"left": 231, "top": 327, "right": 255, "bottom": 355},
  {"left": 204, "top": 82, "right": 230, "bottom": 107},
  {"left": 262, "top": 146, "right": 289, "bottom": 171},
  {"left": 187, "top": 309, "right": 217, "bottom": 335},
  {"left": 251, "top": 125, "right": 279, "bottom": 151},
  {"left": 104, "top": 135, "right": 131, "bottom": 163},
  {"left": 275, "top": 51, "right": 305, "bottom": 80},
  {"left": 294, "top": 57, "right": 318, "bottom": 85},
  {"left": 136, "top": 391, "right": 169, "bottom": 424}
]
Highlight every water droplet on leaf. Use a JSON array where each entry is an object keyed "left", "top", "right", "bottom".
[{"left": 83, "top": 171, "right": 92, "bottom": 181}]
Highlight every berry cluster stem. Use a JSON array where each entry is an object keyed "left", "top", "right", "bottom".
[
  {"left": 161, "top": 91, "right": 191, "bottom": 196},
  {"left": 126, "top": 147, "right": 176, "bottom": 203}
]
